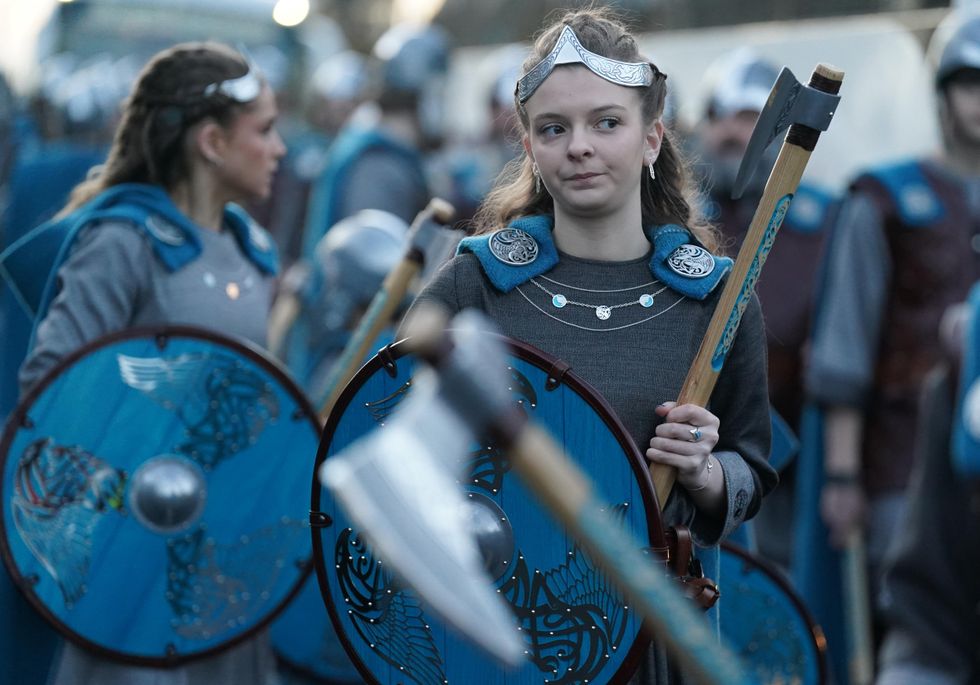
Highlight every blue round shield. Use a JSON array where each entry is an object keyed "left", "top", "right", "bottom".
[
  {"left": 312, "top": 337, "right": 666, "bottom": 685},
  {"left": 0, "top": 326, "right": 321, "bottom": 665},
  {"left": 271, "top": 572, "right": 361, "bottom": 683},
  {"left": 719, "top": 542, "right": 827, "bottom": 685}
]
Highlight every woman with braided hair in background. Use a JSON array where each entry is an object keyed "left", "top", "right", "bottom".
[{"left": 11, "top": 42, "right": 286, "bottom": 685}]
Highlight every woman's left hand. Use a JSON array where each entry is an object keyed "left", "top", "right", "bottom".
[{"left": 645, "top": 402, "right": 720, "bottom": 490}]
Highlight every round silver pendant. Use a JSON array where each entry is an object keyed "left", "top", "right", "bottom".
[
  {"left": 552, "top": 294, "right": 567, "bottom": 308},
  {"left": 667, "top": 244, "right": 715, "bottom": 278},
  {"left": 639, "top": 293, "right": 654, "bottom": 308},
  {"left": 488, "top": 228, "right": 539, "bottom": 266},
  {"left": 595, "top": 305, "right": 612, "bottom": 320}
]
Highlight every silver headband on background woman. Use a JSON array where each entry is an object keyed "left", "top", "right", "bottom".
[
  {"left": 203, "top": 52, "right": 263, "bottom": 103},
  {"left": 516, "top": 25, "right": 658, "bottom": 104}
]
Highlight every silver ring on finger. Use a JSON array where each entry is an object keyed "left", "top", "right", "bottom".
[{"left": 688, "top": 426, "right": 702, "bottom": 443}]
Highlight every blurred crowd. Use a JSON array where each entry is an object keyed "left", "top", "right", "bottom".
[{"left": 1, "top": 2, "right": 979, "bottom": 685}]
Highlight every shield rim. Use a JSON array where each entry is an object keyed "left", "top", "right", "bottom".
[
  {"left": 720, "top": 541, "right": 829, "bottom": 685},
  {"left": 0, "top": 324, "right": 322, "bottom": 667},
  {"left": 310, "top": 333, "right": 667, "bottom": 685}
]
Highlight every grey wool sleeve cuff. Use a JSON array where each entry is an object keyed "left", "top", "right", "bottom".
[{"left": 689, "top": 450, "right": 757, "bottom": 546}]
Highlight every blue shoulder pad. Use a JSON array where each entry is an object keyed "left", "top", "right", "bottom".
[
  {"left": 646, "top": 224, "right": 732, "bottom": 300},
  {"left": 456, "top": 215, "right": 559, "bottom": 292},
  {"left": 953, "top": 283, "right": 980, "bottom": 480},
  {"left": 864, "top": 160, "right": 945, "bottom": 227},
  {"left": 225, "top": 204, "right": 279, "bottom": 276},
  {"left": 785, "top": 184, "right": 834, "bottom": 234}
]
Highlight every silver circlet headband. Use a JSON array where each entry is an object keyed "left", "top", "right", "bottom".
[{"left": 516, "top": 25, "right": 658, "bottom": 105}]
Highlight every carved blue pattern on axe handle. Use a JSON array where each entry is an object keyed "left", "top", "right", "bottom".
[{"left": 710, "top": 194, "right": 793, "bottom": 372}]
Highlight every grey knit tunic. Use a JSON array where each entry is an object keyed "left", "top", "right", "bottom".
[
  {"left": 20, "top": 220, "right": 274, "bottom": 395},
  {"left": 414, "top": 250, "right": 775, "bottom": 539},
  {"left": 412, "top": 248, "right": 776, "bottom": 685}
]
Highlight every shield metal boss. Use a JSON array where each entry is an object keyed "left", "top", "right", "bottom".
[
  {"left": 719, "top": 542, "right": 828, "bottom": 685},
  {"left": 0, "top": 326, "right": 321, "bottom": 665},
  {"left": 311, "top": 337, "right": 666, "bottom": 685}
]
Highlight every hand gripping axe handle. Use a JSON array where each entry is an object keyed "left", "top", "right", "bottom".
[
  {"left": 403, "top": 306, "right": 754, "bottom": 685},
  {"left": 316, "top": 198, "right": 455, "bottom": 423},
  {"left": 650, "top": 63, "right": 844, "bottom": 505}
]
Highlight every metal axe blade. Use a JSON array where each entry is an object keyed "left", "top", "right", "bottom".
[
  {"left": 318, "top": 366, "right": 526, "bottom": 667},
  {"left": 732, "top": 66, "right": 841, "bottom": 199}
]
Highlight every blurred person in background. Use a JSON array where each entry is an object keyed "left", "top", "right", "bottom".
[
  {"left": 695, "top": 48, "right": 836, "bottom": 568},
  {"left": 282, "top": 22, "right": 451, "bottom": 387},
  {"left": 0, "top": 53, "right": 133, "bottom": 423},
  {"left": 873, "top": 289, "right": 980, "bottom": 685},
  {"left": 0, "top": 71, "right": 16, "bottom": 223},
  {"left": 804, "top": 8, "right": 980, "bottom": 666},
  {"left": 7, "top": 41, "right": 286, "bottom": 685},
  {"left": 262, "top": 49, "right": 369, "bottom": 267},
  {"left": 269, "top": 208, "right": 409, "bottom": 407},
  {"left": 427, "top": 46, "right": 524, "bottom": 227},
  {"left": 299, "top": 21, "right": 449, "bottom": 259},
  {"left": 0, "top": 59, "right": 63, "bottom": 685}
]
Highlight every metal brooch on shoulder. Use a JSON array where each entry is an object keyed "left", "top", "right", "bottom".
[
  {"left": 516, "top": 25, "right": 658, "bottom": 105},
  {"left": 667, "top": 244, "right": 715, "bottom": 278},
  {"left": 248, "top": 222, "right": 272, "bottom": 252},
  {"left": 488, "top": 229, "right": 539, "bottom": 266},
  {"left": 145, "top": 216, "right": 185, "bottom": 246}
]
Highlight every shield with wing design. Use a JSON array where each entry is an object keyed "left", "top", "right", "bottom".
[
  {"left": 0, "top": 326, "right": 321, "bottom": 665},
  {"left": 719, "top": 542, "right": 828, "bottom": 685},
  {"left": 309, "top": 337, "right": 667, "bottom": 685}
]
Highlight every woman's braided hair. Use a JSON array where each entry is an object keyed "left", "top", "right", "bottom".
[
  {"left": 472, "top": 7, "right": 718, "bottom": 252},
  {"left": 61, "top": 42, "right": 251, "bottom": 214}
]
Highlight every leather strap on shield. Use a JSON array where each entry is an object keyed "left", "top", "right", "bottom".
[{"left": 665, "top": 526, "right": 720, "bottom": 611}]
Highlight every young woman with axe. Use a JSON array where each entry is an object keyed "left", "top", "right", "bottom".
[{"left": 411, "top": 7, "right": 778, "bottom": 682}]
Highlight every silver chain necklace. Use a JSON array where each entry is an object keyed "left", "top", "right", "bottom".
[
  {"left": 529, "top": 277, "right": 669, "bottom": 320},
  {"left": 516, "top": 285, "right": 686, "bottom": 332},
  {"left": 537, "top": 274, "right": 660, "bottom": 293}
]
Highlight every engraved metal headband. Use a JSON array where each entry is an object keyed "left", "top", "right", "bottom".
[
  {"left": 516, "top": 25, "right": 659, "bottom": 105},
  {"left": 203, "top": 51, "right": 263, "bottom": 104}
]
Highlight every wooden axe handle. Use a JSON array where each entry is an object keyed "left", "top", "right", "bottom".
[
  {"left": 508, "top": 423, "right": 752, "bottom": 685},
  {"left": 651, "top": 63, "right": 844, "bottom": 505},
  {"left": 317, "top": 198, "right": 454, "bottom": 423},
  {"left": 843, "top": 529, "right": 875, "bottom": 685}
]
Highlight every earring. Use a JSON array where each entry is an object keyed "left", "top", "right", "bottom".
[
  {"left": 532, "top": 162, "right": 541, "bottom": 193},
  {"left": 648, "top": 163, "right": 656, "bottom": 181}
]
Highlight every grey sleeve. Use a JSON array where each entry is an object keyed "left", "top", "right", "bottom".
[
  {"left": 691, "top": 294, "right": 777, "bottom": 545},
  {"left": 18, "top": 222, "right": 149, "bottom": 396},
  {"left": 405, "top": 253, "right": 491, "bottom": 326},
  {"left": 805, "top": 191, "right": 891, "bottom": 406},
  {"left": 876, "top": 368, "right": 980, "bottom": 685},
  {"left": 339, "top": 150, "right": 429, "bottom": 225}
]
